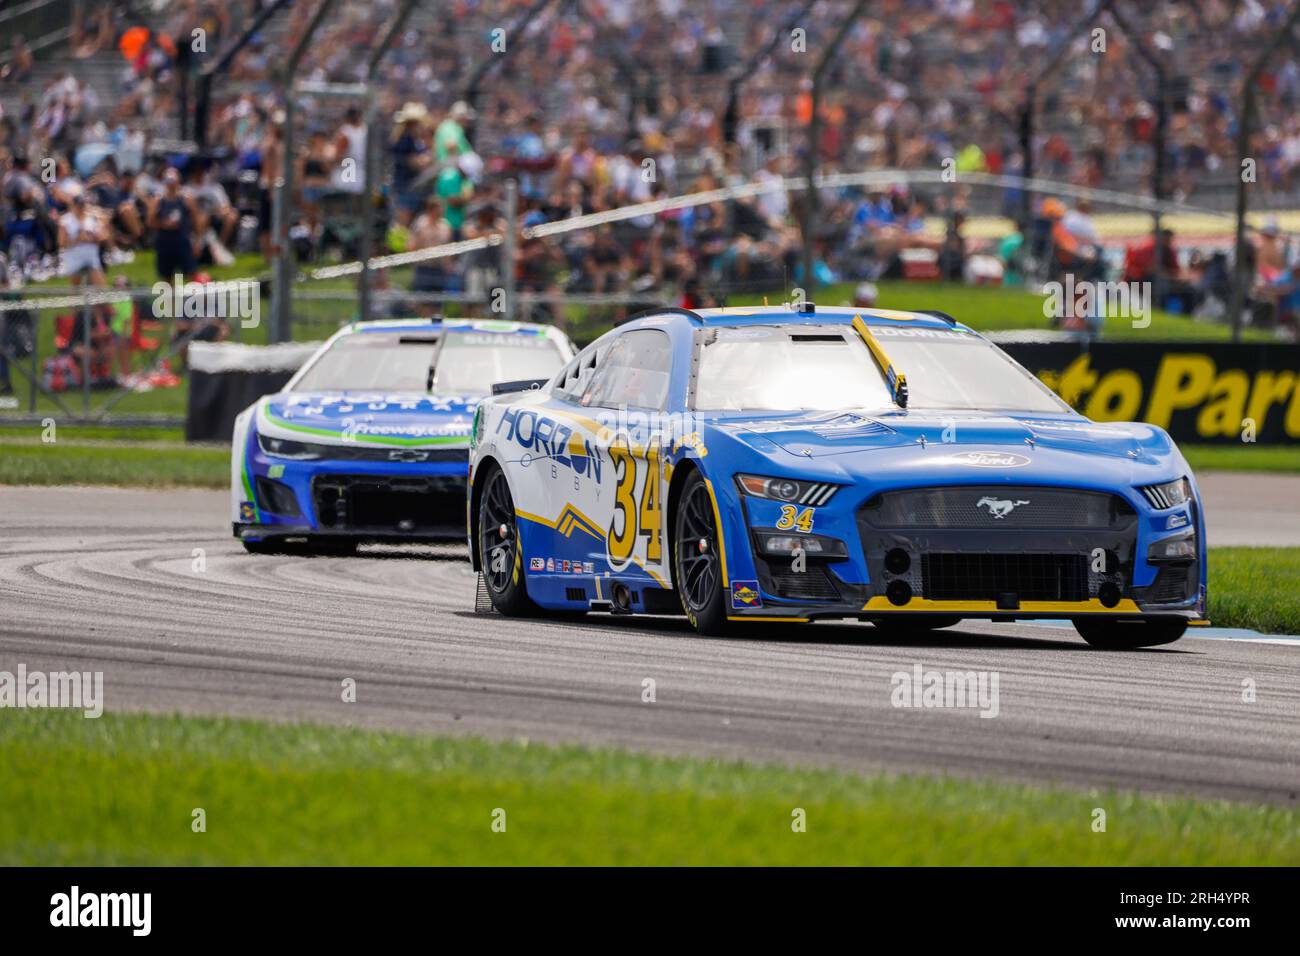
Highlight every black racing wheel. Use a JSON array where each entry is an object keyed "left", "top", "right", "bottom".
[
  {"left": 477, "top": 463, "right": 539, "bottom": 616},
  {"left": 673, "top": 470, "right": 728, "bottom": 635},
  {"left": 1073, "top": 617, "right": 1187, "bottom": 649}
]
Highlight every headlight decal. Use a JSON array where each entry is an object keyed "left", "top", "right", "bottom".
[
  {"left": 257, "top": 433, "right": 324, "bottom": 460},
  {"left": 736, "top": 473, "right": 838, "bottom": 506},
  {"left": 1139, "top": 477, "right": 1191, "bottom": 510}
]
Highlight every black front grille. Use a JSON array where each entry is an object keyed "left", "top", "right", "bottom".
[
  {"left": 255, "top": 476, "right": 302, "bottom": 516},
  {"left": 322, "top": 444, "right": 466, "bottom": 463},
  {"left": 922, "top": 552, "right": 1088, "bottom": 602},
  {"left": 766, "top": 565, "right": 841, "bottom": 601},
  {"left": 1147, "top": 566, "right": 1193, "bottom": 604},
  {"left": 863, "top": 486, "right": 1132, "bottom": 530},
  {"left": 313, "top": 474, "right": 466, "bottom": 533}
]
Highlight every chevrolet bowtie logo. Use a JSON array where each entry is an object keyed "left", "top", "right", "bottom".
[{"left": 388, "top": 449, "right": 431, "bottom": 462}]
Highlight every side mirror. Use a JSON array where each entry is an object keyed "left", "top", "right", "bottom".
[
  {"left": 490, "top": 378, "right": 548, "bottom": 396},
  {"left": 892, "top": 373, "right": 908, "bottom": 408}
]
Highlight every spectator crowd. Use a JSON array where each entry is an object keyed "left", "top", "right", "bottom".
[{"left": 3, "top": 0, "right": 1300, "bottom": 343}]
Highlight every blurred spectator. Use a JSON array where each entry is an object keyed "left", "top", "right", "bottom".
[
  {"left": 186, "top": 163, "right": 238, "bottom": 265},
  {"left": 434, "top": 141, "right": 474, "bottom": 239},
  {"left": 3, "top": 154, "right": 51, "bottom": 268},
  {"left": 0, "top": 35, "right": 33, "bottom": 84},
  {"left": 147, "top": 167, "right": 199, "bottom": 280},
  {"left": 434, "top": 102, "right": 474, "bottom": 163},
  {"left": 461, "top": 200, "right": 505, "bottom": 315},
  {"left": 1255, "top": 218, "right": 1287, "bottom": 282},
  {"left": 58, "top": 194, "right": 106, "bottom": 288},
  {"left": 333, "top": 107, "right": 368, "bottom": 196},
  {"left": 409, "top": 196, "right": 455, "bottom": 298},
  {"left": 390, "top": 102, "right": 432, "bottom": 217}
]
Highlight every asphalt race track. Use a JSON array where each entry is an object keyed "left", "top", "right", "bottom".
[{"left": 1, "top": 484, "right": 1297, "bottom": 804}]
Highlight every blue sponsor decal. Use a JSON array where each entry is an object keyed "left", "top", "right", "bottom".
[{"left": 496, "top": 407, "right": 602, "bottom": 483}]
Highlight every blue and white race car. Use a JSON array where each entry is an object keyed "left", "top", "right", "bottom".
[
  {"left": 468, "top": 305, "right": 1208, "bottom": 649},
  {"left": 233, "top": 318, "right": 575, "bottom": 553}
]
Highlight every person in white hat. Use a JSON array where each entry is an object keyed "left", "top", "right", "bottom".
[
  {"left": 435, "top": 101, "right": 474, "bottom": 162},
  {"left": 390, "top": 102, "right": 432, "bottom": 216}
]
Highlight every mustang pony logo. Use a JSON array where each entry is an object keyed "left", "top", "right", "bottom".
[{"left": 976, "top": 496, "right": 1029, "bottom": 519}]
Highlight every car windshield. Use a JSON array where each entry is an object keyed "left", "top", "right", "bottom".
[
  {"left": 433, "top": 331, "right": 565, "bottom": 394},
  {"left": 292, "top": 330, "right": 565, "bottom": 395},
  {"left": 692, "top": 323, "right": 1069, "bottom": 414}
]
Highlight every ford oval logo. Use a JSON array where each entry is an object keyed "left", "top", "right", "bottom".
[{"left": 951, "top": 451, "right": 1031, "bottom": 468}]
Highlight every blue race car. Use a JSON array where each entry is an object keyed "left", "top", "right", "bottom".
[
  {"left": 468, "top": 305, "right": 1208, "bottom": 649},
  {"left": 232, "top": 318, "right": 575, "bottom": 554}
]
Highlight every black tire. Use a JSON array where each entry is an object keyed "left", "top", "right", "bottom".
[
  {"left": 673, "top": 470, "right": 728, "bottom": 635},
  {"left": 477, "top": 463, "right": 539, "bottom": 616},
  {"left": 241, "top": 538, "right": 282, "bottom": 555},
  {"left": 872, "top": 615, "right": 961, "bottom": 634},
  {"left": 1073, "top": 617, "right": 1188, "bottom": 649},
  {"left": 242, "top": 537, "right": 358, "bottom": 556},
  {"left": 305, "top": 538, "right": 359, "bottom": 557}
]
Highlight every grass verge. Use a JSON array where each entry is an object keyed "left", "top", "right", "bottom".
[
  {"left": 0, "top": 439, "right": 227, "bottom": 487},
  {"left": 0, "top": 424, "right": 185, "bottom": 443},
  {"left": 3, "top": 433, "right": 1296, "bottom": 497},
  {"left": 1208, "top": 547, "right": 1300, "bottom": 635},
  {"left": 0, "top": 710, "right": 1294, "bottom": 865},
  {"left": 1183, "top": 445, "right": 1300, "bottom": 474}
]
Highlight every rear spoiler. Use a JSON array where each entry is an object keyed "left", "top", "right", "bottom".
[{"left": 491, "top": 378, "right": 548, "bottom": 396}]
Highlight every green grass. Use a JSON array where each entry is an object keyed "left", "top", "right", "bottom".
[
  {"left": 1, "top": 709, "right": 1294, "bottom": 866},
  {"left": 1209, "top": 548, "right": 1300, "bottom": 635},
  {"left": 4, "top": 431, "right": 1296, "bottom": 494},
  {"left": 0, "top": 438, "right": 227, "bottom": 487},
  {"left": 0, "top": 423, "right": 185, "bottom": 442},
  {"left": 1183, "top": 445, "right": 1300, "bottom": 474},
  {"left": 727, "top": 281, "right": 1272, "bottom": 343}
]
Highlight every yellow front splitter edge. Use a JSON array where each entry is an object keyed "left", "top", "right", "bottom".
[{"left": 862, "top": 597, "right": 1146, "bottom": 614}]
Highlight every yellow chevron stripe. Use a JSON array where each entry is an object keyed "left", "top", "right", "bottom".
[{"left": 517, "top": 504, "right": 602, "bottom": 541}]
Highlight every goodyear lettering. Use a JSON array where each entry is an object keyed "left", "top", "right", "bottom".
[{"left": 497, "top": 408, "right": 603, "bottom": 482}]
